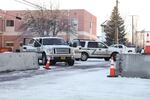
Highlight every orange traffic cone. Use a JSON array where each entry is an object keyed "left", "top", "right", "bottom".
[
  {"left": 144, "top": 33, "right": 150, "bottom": 53},
  {"left": 43, "top": 57, "right": 51, "bottom": 70},
  {"left": 107, "top": 57, "right": 118, "bottom": 77}
]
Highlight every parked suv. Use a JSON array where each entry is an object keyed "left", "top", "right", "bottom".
[
  {"left": 70, "top": 39, "right": 119, "bottom": 61},
  {"left": 21, "top": 37, "right": 75, "bottom": 66}
]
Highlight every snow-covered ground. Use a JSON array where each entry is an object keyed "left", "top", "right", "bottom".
[{"left": 0, "top": 59, "right": 150, "bottom": 100}]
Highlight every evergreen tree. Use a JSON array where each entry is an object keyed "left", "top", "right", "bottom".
[{"left": 104, "top": 0, "right": 127, "bottom": 46}]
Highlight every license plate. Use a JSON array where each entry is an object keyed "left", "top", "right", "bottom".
[{"left": 61, "top": 57, "right": 65, "bottom": 60}]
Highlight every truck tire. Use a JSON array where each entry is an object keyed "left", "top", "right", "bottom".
[
  {"left": 50, "top": 60, "right": 56, "bottom": 65},
  {"left": 104, "top": 57, "right": 110, "bottom": 61},
  {"left": 81, "top": 53, "right": 88, "bottom": 61},
  {"left": 42, "top": 53, "right": 47, "bottom": 65},
  {"left": 68, "top": 59, "right": 74, "bottom": 66},
  {"left": 75, "top": 58, "right": 80, "bottom": 61}
]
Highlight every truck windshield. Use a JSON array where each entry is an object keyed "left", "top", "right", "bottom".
[{"left": 43, "top": 38, "right": 66, "bottom": 45}]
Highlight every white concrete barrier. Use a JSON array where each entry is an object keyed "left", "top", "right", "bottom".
[
  {"left": 0, "top": 52, "right": 39, "bottom": 72},
  {"left": 116, "top": 54, "right": 150, "bottom": 78}
]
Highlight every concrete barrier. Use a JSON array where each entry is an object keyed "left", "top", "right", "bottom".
[
  {"left": 116, "top": 54, "right": 150, "bottom": 78},
  {"left": 0, "top": 52, "right": 39, "bottom": 72}
]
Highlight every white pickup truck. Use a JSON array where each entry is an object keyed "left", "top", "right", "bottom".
[
  {"left": 21, "top": 37, "right": 75, "bottom": 66},
  {"left": 109, "top": 44, "right": 136, "bottom": 54}
]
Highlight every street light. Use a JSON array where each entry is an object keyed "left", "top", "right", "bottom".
[{"left": 0, "top": 16, "right": 4, "bottom": 48}]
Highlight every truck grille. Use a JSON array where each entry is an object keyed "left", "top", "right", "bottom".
[{"left": 54, "top": 48, "right": 70, "bottom": 54}]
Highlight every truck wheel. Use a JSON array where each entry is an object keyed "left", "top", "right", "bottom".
[
  {"left": 75, "top": 58, "right": 80, "bottom": 61},
  {"left": 104, "top": 57, "right": 110, "bottom": 61},
  {"left": 50, "top": 60, "right": 56, "bottom": 65},
  {"left": 42, "top": 53, "right": 47, "bottom": 65},
  {"left": 81, "top": 53, "right": 88, "bottom": 61},
  {"left": 68, "top": 59, "right": 74, "bottom": 66}
]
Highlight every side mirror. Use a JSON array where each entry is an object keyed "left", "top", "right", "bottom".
[
  {"left": 104, "top": 46, "right": 108, "bottom": 48},
  {"left": 73, "top": 43, "right": 77, "bottom": 47},
  {"left": 69, "top": 43, "right": 72, "bottom": 47}
]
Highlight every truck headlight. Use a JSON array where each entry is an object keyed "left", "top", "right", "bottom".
[
  {"left": 46, "top": 49, "right": 53, "bottom": 54},
  {"left": 71, "top": 48, "right": 75, "bottom": 54}
]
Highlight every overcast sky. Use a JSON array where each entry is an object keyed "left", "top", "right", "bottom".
[{"left": 0, "top": 0, "right": 150, "bottom": 38}]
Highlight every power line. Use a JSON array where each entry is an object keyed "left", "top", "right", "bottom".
[
  {"left": 22, "top": 0, "right": 46, "bottom": 9},
  {"left": 14, "top": 0, "right": 47, "bottom": 10},
  {"left": 14, "top": 0, "right": 36, "bottom": 8}
]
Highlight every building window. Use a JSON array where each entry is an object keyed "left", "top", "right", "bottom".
[
  {"left": 6, "top": 20, "right": 14, "bottom": 27},
  {"left": 5, "top": 42, "right": 14, "bottom": 47}
]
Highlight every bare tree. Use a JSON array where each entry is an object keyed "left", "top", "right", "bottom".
[{"left": 20, "top": 3, "right": 77, "bottom": 37}]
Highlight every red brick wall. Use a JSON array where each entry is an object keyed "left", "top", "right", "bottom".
[
  {"left": 0, "top": 35, "right": 23, "bottom": 51},
  {"left": 69, "top": 10, "right": 84, "bottom": 32},
  {"left": 0, "top": 20, "right": 3, "bottom": 32},
  {"left": 0, "top": 35, "right": 2, "bottom": 47},
  {"left": 69, "top": 9, "right": 97, "bottom": 35}
]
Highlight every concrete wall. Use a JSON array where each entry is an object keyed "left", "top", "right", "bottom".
[
  {"left": 0, "top": 52, "right": 39, "bottom": 72},
  {"left": 116, "top": 54, "right": 150, "bottom": 78}
]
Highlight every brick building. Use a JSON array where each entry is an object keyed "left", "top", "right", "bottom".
[{"left": 0, "top": 9, "right": 97, "bottom": 51}]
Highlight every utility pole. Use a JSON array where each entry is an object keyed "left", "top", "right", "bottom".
[
  {"left": 129, "top": 15, "right": 138, "bottom": 45},
  {"left": 131, "top": 15, "right": 136, "bottom": 45},
  {"left": 115, "top": 0, "right": 119, "bottom": 44}
]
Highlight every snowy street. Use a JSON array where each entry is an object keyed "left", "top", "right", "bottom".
[{"left": 0, "top": 59, "right": 150, "bottom": 100}]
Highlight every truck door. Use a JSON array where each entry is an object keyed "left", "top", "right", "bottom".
[
  {"left": 94, "top": 42, "right": 109, "bottom": 57},
  {"left": 87, "top": 42, "right": 99, "bottom": 57},
  {"left": 22, "top": 38, "right": 37, "bottom": 52}
]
